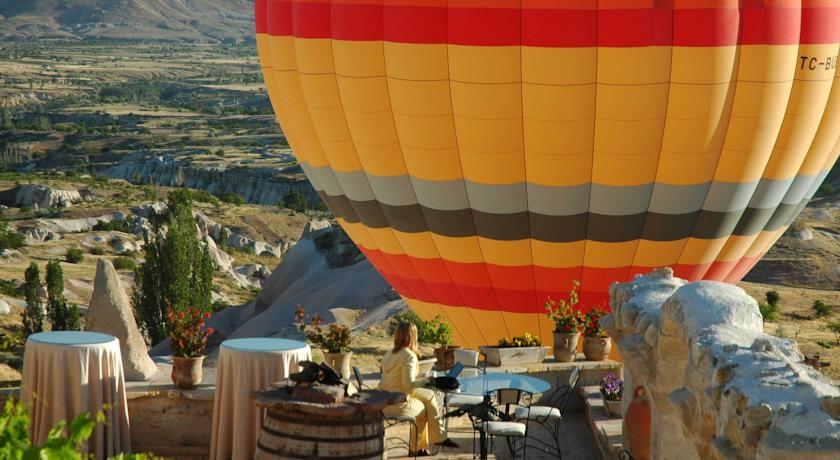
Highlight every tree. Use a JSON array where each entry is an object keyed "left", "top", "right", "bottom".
[
  {"left": 45, "top": 260, "right": 79, "bottom": 331},
  {"left": 133, "top": 190, "right": 214, "bottom": 344},
  {"left": 22, "top": 263, "right": 43, "bottom": 336},
  {"left": 282, "top": 191, "right": 307, "bottom": 212},
  {"left": 1, "top": 107, "right": 14, "bottom": 131}
]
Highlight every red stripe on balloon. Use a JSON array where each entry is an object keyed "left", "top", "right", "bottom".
[
  {"left": 357, "top": 247, "right": 757, "bottom": 314},
  {"left": 255, "top": 0, "right": 269, "bottom": 33},
  {"left": 264, "top": 1, "right": 840, "bottom": 46},
  {"left": 268, "top": 0, "right": 293, "bottom": 35}
]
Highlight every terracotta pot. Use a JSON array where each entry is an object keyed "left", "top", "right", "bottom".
[
  {"left": 603, "top": 398, "right": 622, "bottom": 417},
  {"left": 171, "top": 355, "right": 204, "bottom": 389},
  {"left": 433, "top": 345, "right": 462, "bottom": 370},
  {"left": 552, "top": 332, "right": 580, "bottom": 362},
  {"left": 583, "top": 336, "right": 612, "bottom": 361},
  {"left": 624, "top": 386, "right": 651, "bottom": 460},
  {"left": 324, "top": 351, "right": 353, "bottom": 380}
]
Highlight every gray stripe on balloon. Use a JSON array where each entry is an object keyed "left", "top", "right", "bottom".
[{"left": 302, "top": 162, "right": 814, "bottom": 216}]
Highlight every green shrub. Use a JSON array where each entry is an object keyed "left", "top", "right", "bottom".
[
  {"left": 282, "top": 190, "right": 308, "bottom": 212},
  {"left": 0, "top": 397, "right": 161, "bottom": 459},
  {"left": 46, "top": 260, "right": 80, "bottom": 331},
  {"left": 65, "top": 248, "right": 85, "bottom": 264},
  {"left": 817, "top": 339, "right": 833, "bottom": 349},
  {"left": 93, "top": 218, "right": 135, "bottom": 233},
  {"left": 191, "top": 189, "right": 219, "bottom": 206},
  {"left": 758, "top": 301, "right": 781, "bottom": 323},
  {"left": 0, "top": 220, "right": 25, "bottom": 252},
  {"left": 828, "top": 320, "right": 840, "bottom": 342},
  {"left": 219, "top": 192, "right": 245, "bottom": 206},
  {"left": 112, "top": 256, "right": 137, "bottom": 271},
  {"left": 765, "top": 290, "right": 780, "bottom": 307},
  {"left": 813, "top": 300, "right": 833, "bottom": 318},
  {"left": 89, "top": 247, "right": 106, "bottom": 256},
  {"left": 391, "top": 310, "right": 452, "bottom": 346}
]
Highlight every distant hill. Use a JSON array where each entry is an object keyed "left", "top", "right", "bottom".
[{"left": 0, "top": 0, "right": 254, "bottom": 43}]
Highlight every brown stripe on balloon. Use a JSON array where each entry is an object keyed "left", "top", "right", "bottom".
[
  {"left": 529, "top": 214, "right": 588, "bottom": 242},
  {"left": 318, "top": 193, "right": 800, "bottom": 243}
]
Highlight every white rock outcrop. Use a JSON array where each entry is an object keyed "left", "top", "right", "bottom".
[
  {"left": 0, "top": 299, "right": 10, "bottom": 315},
  {"left": 603, "top": 268, "right": 840, "bottom": 460},
  {"left": 86, "top": 259, "right": 157, "bottom": 381},
  {"left": 0, "top": 184, "right": 83, "bottom": 209}
]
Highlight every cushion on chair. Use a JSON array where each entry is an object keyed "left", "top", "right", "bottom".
[
  {"left": 483, "top": 421, "right": 527, "bottom": 437},
  {"left": 454, "top": 349, "right": 480, "bottom": 367},
  {"left": 514, "top": 405, "right": 561, "bottom": 421},
  {"left": 446, "top": 393, "right": 485, "bottom": 407}
]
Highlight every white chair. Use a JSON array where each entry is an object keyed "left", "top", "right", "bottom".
[
  {"left": 513, "top": 366, "right": 581, "bottom": 458},
  {"left": 443, "top": 349, "right": 486, "bottom": 430},
  {"left": 472, "top": 389, "right": 533, "bottom": 460}
]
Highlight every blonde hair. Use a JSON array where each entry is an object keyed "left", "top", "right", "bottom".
[{"left": 393, "top": 321, "right": 418, "bottom": 354}]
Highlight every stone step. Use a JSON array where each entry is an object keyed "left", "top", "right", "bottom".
[{"left": 581, "top": 385, "right": 624, "bottom": 460}]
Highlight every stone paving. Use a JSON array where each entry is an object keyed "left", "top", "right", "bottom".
[{"left": 384, "top": 411, "right": 599, "bottom": 460}]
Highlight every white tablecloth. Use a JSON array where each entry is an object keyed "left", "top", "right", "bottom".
[
  {"left": 21, "top": 331, "right": 130, "bottom": 459},
  {"left": 210, "top": 338, "right": 311, "bottom": 460}
]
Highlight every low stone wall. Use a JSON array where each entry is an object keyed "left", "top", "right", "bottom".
[
  {"left": 127, "top": 388, "right": 213, "bottom": 459},
  {"left": 603, "top": 268, "right": 840, "bottom": 460}
]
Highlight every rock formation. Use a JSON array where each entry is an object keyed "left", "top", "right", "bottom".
[
  {"left": 0, "top": 299, "right": 10, "bottom": 315},
  {"left": 151, "top": 223, "right": 400, "bottom": 357},
  {"left": 0, "top": 184, "right": 83, "bottom": 209},
  {"left": 87, "top": 259, "right": 157, "bottom": 381},
  {"left": 603, "top": 268, "right": 840, "bottom": 460},
  {"left": 105, "top": 152, "right": 319, "bottom": 206}
]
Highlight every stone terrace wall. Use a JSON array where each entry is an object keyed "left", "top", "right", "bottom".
[{"left": 603, "top": 268, "right": 840, "bottom": 460}]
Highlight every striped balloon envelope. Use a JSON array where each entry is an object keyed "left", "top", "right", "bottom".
[{"left": 255, "top": 0, "right": 840, "bottom": 349}]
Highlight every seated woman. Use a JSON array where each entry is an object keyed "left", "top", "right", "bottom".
[{"left": 379, "top": 321, "right": 459, "bottom": 456}]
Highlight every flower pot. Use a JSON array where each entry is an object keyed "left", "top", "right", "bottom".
[
  {"left": 552, "top": 331, "right": 580, "bottom": 362},
  {"left": 171, "top": 355, "right": 204, "bottom": 389},
  {"left": 418, "top": 357, "right": 437, "bottom": 376},
  {"left": 583, "top": 336, "right": 612, "bottom": 361},
  {"left": 433, "top": 345, "right": 461, "bottom": 370},
  {"left": 324, "top": 351, "right": 353, "bottom": 380},
  {"left": 603, "top": 398, "right": 622, "bottom": 417},
  {"left": 479, "top": 345, "right": 550, "bottom": 367}
]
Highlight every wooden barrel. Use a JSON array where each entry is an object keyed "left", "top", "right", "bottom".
[{"left": 255, "top": 405, "right": 385, "bottom": 460}]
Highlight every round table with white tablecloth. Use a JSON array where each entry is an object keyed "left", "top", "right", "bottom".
[
  {"left": 21, "top": 331, "right": 131, "bottom": 459},
  {"left": 210, "top": 337, "right": 311, "bottom": 460}
]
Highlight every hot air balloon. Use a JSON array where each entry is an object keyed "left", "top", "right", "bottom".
[{"left": 255, "top": 0, "right": 840, "bottom": 349}]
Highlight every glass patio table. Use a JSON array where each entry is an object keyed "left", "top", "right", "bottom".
[
  {"left": 458, "top": 372, "right": 552, "bottom": 396},
  {"left": 456, "top": 372, "right": 551, "bottom": 460}
]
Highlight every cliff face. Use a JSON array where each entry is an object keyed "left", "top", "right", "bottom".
[{"left": 103, "top": 153, "right": 319, "bottom": 206}]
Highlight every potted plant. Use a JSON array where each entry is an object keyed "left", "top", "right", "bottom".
[
  {"left": 296, "top": 306, "right": 353, "bottom": 379},
  {"left": 423, "top": 316, "right": 459, "bottom": 371},
  {"left": 582, "top": 305, "right": 612, "bottom": 361},
  {"left": 600, "top": 372, "right": 624, "bottom": 417},
  {"left": 480, "top": 332, "right": 549, "bottom": 366},
  {"left": 168, "top": 306, "right": 213, "bottom": 389},
  {"left": 545, "top": 281, "right": 585, "bottom": 362}
]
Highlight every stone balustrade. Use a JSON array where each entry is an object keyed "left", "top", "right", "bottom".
[{"left": 603, "top": 268, "right": 840, "bottom": 460}]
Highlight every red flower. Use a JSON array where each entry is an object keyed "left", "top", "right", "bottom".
[
  {"left": 204, "top": 312, "right": 211, "bottom": 319},
  {"left": 178, "top": 312, "right": 185, "bottom": 319},
  {"left": 207, "top": 327, "right": 214, "bottom": 335}
]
